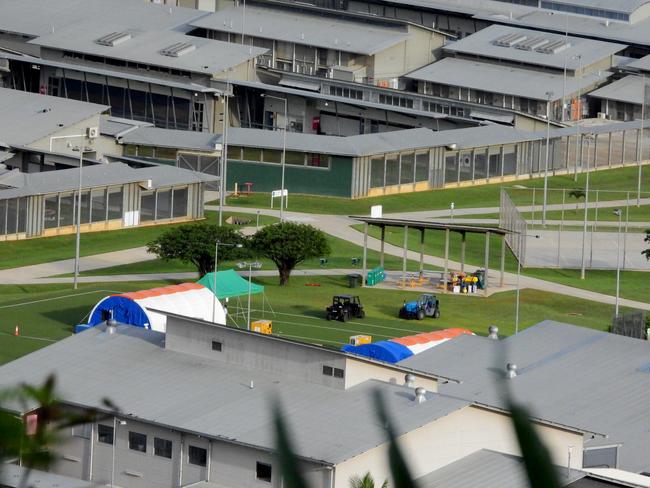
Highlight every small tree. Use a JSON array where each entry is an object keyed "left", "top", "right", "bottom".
[
  {"left": 643, "top": 229, "right": 650, "bottom": 261},
  {"left": 350, "top": 472, "right": 388, "bottom": 488},
  {"left": 250, "top": 222, "right": 330, "bottom": 285},
  {"left": 568, "top": 188, "right": 586, "bottom": 211},
  {"left": 147, "top": 223, "right": 247, "bottom": 277}
]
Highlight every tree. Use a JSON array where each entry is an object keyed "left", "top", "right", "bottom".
[
  {"left": 250, "top": 222, "right": 330, "bottom": 285},
  {"left": 643, "top": 229, "right": 650, "bottom": 261},
  {"left": 147, "top": 223, "right": 247, "bottom": 277},
  {"left": 350, "top": 472, "right": 388, "bottom": 488},
  {"left": 568, "top": 188, "right": 586, "bottom": 211}
]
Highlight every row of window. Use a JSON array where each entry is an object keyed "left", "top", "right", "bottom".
[
  {"left": 227, "top": 146, "right": 331, "bottom": 169},
  {"left": 322, "top": 365, "right": 345, "bottom": 378},
  {"left": 378, "top": 94, "right": 414, "bottom": 109},
  {"left": 0, "top": 197, "right": 27, "bottom": 236},
  {"left": 44, "top": 188, "right": 123, "bottom": 230},
  {"left": 95, "top": 424, "right": 272, "bottom": 482},
  {"left": 444, "top": 146, "right": 518, "bottom": 183},
  {"left": 140, "top": 187, "right": 189, "bottom": 223},
  {"left": 540, "top": 1, "right": 629, "bottom": 21},
  {"left": 328, "top": 85, "right": 364, "bottom": 100},
  {"left": 124, "top": 145, "right": 178, "bottom": 161},
  {"left": 422, "top": 101, "right": 466, "bottom": 117},
  {"left": 370, "top": 152, "right": 430, "bottom": 189},
  {"left": 62, "top": 51, "right": 194, "bottom": 78}
]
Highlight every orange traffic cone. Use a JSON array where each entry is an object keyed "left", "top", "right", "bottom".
[{"left": 14, "top": 325, "right": 19, "bottom": 337}]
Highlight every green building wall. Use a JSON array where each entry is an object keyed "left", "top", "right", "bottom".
[{"left": 225, "top": 156, "right": 354, "bottom": 197}]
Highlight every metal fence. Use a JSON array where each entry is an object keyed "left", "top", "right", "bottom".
[
  {"left": 500, "top": 189, "right": 528, "bottom": 265},
  {"left": 612, "top": 311, "right": 648, "bottom": 339}
]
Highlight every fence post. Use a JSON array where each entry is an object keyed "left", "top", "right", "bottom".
[
  {"left": 557, "top": 188, "right": 565, "bottom": 267},
  {"left": 623, "top": 192, "right": 629, "bottom": 270},
  {"left": 531, "top": 187, "right": 536, "bottom": 229},
  {"left": 590, "top": 189, "right": 598, "bottom": 267}
]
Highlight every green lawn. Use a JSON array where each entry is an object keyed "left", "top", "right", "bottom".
[
  {"left": 0, "top": 281, "right": 181, "bottom": 364},
  {"left": 216, "top": 166, "right": 650, "bottom": 215},
  {"left": 0, "top": 211, "right": 276, "bottom": 271},
  {"left": 0, "top": 275, "right": 629, "bottom": 365},
  {"left": 521, "top": 205, "right": 650, "bottom": 223}
]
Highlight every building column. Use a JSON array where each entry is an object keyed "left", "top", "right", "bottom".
[{"left": 361, "top": 222, "right": 368, "bottom": 287}]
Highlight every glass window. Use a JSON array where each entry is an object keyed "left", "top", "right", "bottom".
[
  {"left": 140, "top": 191, "right": 155, "bottom": 222},
  {"left": 262, "top": 149, "right": 282, "bottom": 164},
  {"left": 488, "top": 148, "right": 502, "bottom": 178},
  {"left": 474, "top": 149, "right": 487, "bottom": 180},
  {"left": 124, "top": 145, "right": 137, "bottom": 156},
  {"left": 256, "top": 462, "right": 272, "bottom": 483},
  {"left": 154, "top": 437, "right": 172, "bottom": 459},
  {"left": 188, "top": 445, "right": 207, "bottom": 466},
  {"left": 227, "top": 146, "right": 243, "bottom": 160},
  {"left": 91, "top": 189, "right": 106, "bottom": 223},
  {"left": 503, "top": 145, "right": 517, "bottom": 175},
  {"left": 322, "top": 365, "right": 333, "bottom": 376},
  {"left": 6, "top": 199, "right": 17, "bottom": 234},
  {"left": 385, "top": 155, "right": 399, "bottom": 186},
  {"left": 138, "top": 146, "right": 154, "bottom": 158},
  {"left": 154, "top": 147, "right": 177, "bottom": 160},
  {"left": 44, "top": 195, "right": 59, "bottom": 229},
  {"left": 333, "top": 367, "right": 345, "bottom": 378},
  {"left": 444, "top": 152, "right": 458, "bottom": 185},
  {"left": 58, "top": 193, "right": 75, "bottom": 227},
  {"left": 285, "top": 151, "right": 305, "bottom": 166},
  {"left": 0, "top": 200, "right": 6, "bottom": 235},
  {"left": 108, "top": 188, "right": 123, "bottom": 220},
  {"left": 307, "top": 154, "right": 329, "bottom": 168},
  {"left": 128, "top": 431, "right": 147, "bottom": 453},
  {"left": 156, "top": 189, "right": 172, "bottom": 220},
  {"left": 17, "top": 198, "right": 27, "bottom": 234},
  {"left": 211, "top": 340, "right": 222, "bottom": 351},
  {"left": 458, "top": 151, "right": 473, "bottom": 182},
  {"left": 242, "top": 147, "right": 261, "bottom": 162},
  {"left": 415, "top": 152, "right": 429, "bottom": 182},
  {"left": 80, "top": 191, "right": 91, "bottom": 224},
  {"left": 400, "top": 153, "right": 414, "bottom": 184},
  {"left": 98, "top": 424, "right": 113, "bottom": 445},
  {"left": 172, "top": 188, "right": 188, "bottom": 218},
  {"left": 370, "top": 157, "right": 384, "bottom": 188},
  {"left": 72, "top": 424, "right": 92, "bottom": 439}
]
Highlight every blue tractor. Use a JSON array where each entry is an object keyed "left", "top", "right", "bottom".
[{"left": 399, "top": 294, "right": 440, "bottom": 320}]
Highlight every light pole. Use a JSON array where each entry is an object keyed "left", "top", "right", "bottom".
[
  {"left": 613, "top": 208, "right": 623, "bottom": 317},
  {"left": 111, "top": 418, "right": 126, "bottom": 488},
  {"left": 515, "top": 232, "right": 540, "bottom": 334},
  {"left": 573, "top": 54, "right": 583, "bottom": 181},
  {"left": 542, "top": 90, "right": 554, "bottom": 226},
  {"left": 261, "top": 94, "right": 287, "bottom": 222},
  {"left": 637, "top": 75, "right": 646, "bottom": 207},
  {"left": 237, "top": 261, "right": 262, "bottom": 329},
  {"left": 561, "top": 13, "right": 569, "bottom": 122},
  {"left": 212, "top": 241, "right": 243, "bottom": 322},
  {"left": 580, "top": 133, "right": 595, "bottom": 280}
]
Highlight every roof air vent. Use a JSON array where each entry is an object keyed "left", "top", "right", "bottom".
[
  {"left": 492, "top": 32, "right": 527, "bottom": 48},
  {"left": 506, "top": 363, "right": 517, "bottom": 379},
  {"left": 536, "top": 39, "right": 571, "bottom": 54},
  {"left": 106, "top": 311, "right": 118, "bottom": 334},
  {"left": 488, "top": 325, "right": 499, "bottom": 340},
  {"left": 95, "top": 32, "right": 132, "bottom": 47},
  {"left": 160, "top": 42, "right": 196, "bottom": 57},
  {"left": 514, "top": 36, "right": 550, "bottom": 51},
  {"left": 414, "top": 387, "right": 427, "bottom": 404},
  {"left": 404, "top": 373, "right": 415, "bottom": 387}
]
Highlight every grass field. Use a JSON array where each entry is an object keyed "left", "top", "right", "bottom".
[
  {"left": 0, "top": 275, "right": 627, "bottom": 365},
  {"left": 216, "top": 166, "right": 650, "bottom": 215},
  {"left": 0, "top": 211, "right": 276, "bottom": 271}
]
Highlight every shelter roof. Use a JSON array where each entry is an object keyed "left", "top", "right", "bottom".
[
  {"left": 119, "top": 127, "right": 221, "bottom": 152},
  {"left": 443, "top": 24, "right": 625, "bottom": 71},
  {"left": 588, "top": 75, "right": 649, "bottom": 104},
  {"left": 198, "top": 269, "right": 264, "bottom": 299},
  {"left": 190, "top": 5, "right": 410, "bottom": 55},
  {"left": 0, "top": 162, "right": 217, "bottom": 199},
  {"left": 30, "top": 24, "right": 266, "bottom": 75},
  {"left": 0, "top": 87, "right": 107, "bottom": 147},
  {"left": 351, "top": 216, "right": 508, "bottom": 235},
  {"left": 0, "top": 324, "right": 470, "bottom": 465},
  {"left": 399, "top": 320, "right": 650, "bottom": 472},
  {"left": 415, "top": 449, "right": 586, "bottom": 488},
  {"left": 405, "top": 57, "right": 611, "bottom": 101},
  {"left": 100, "top": 116, "right": 152, "bottom": 138}
]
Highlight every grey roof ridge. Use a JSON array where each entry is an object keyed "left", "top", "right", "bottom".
[{"left": 152, "top": 308, "right": 463, "bottom": 384}]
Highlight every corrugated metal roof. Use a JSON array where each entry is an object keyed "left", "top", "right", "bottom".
[
  {"left": 190, "top": 5, "right": 410, "bottom": 55},
  {"left": 627, "top": 55, "right": 650, "bottom": 72},
  {"left": 406, "top": 57, "right": 612, "bottom": 101},
  {"left": 0, "top": 87, "right": 107, "bottom": 147},
  {"left": 0, "top": 324, "right": 470, "bottom": 464},
  {"left": 444, "top": 25, "right": 625, "bottom": 71},
  {"left": 119, "top": 127, "right": 221, "bottom": 152},
  {"left": 0, "top": 162, "right": 217, "bottom": 199},
  {"left": 400, "top": 320, "right": 650, "bottom": 472},
  {"left": 30, "top": 24, "right": 266, "bottom": 75},
  {"left": 589, "top": 75, "right": 650, "bottom": 104},
  {"left": 416, "top": 449, "right": 586, "bottom": 488}
]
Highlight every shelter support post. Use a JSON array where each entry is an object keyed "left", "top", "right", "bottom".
[
  {"left": 379, "top": 225, "right": 385, "bottom": 268},
  {"left": 460, "top": 232, "right": 466, "bottom": 272},
  {"left": 500, "top": 236, "right": 506, "bottom": 288},
  {"left": 361, "top": 223, "right": 368, "bottom": 287},
  {"left": 484, "top": 231, "right": 490, "bottom": 296},
  {"left": 443, "top": 229, "right": 450, "bottom": 292},
  {"left": 402, "top": 226, "right": 409, "bottom": 287},
  {"left": 419, "top": 228, "right": 425, "bottom": 274}
]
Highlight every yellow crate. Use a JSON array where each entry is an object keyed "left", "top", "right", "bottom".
[
  {"left": 251, "top": 320, "right": 272, "bottom": 335},
  {"left": 349, "top": 334, "right": 372, "bottom": 346}
]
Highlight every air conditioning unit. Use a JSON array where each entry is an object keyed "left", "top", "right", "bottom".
[{"left": 87, "top": 126, "right": 99, "bottom": 139}]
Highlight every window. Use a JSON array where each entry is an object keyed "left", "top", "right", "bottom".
[
  {"left": 107, "top": 188, "right": 123, "bottom": 220},
  {"left": 370, "top": 157, "right": 385, "bottom": 188},
  {"left": 242, "top": 147, "right": 261, "bottom": 162},
  {"left": 262, "top": 149, "right": 282, "bottom": 164},
  {"left": 227, "top": 146, "right": 243, "bottom": 160},
  {"left": 322, "top": 365, "right": 333, "bottom": 376},
  {"left": 172, "top": 188, "right": 188, "bottom": 218},
  {"left": 322, "top": 365, "right": 344, "bottom": 378},
  {"left": 415, "top": 152, "right": 429, "bottom": 182},
  {"left": 72, "top": 423, "right": 91, "bottom": 439},
  {"left": 333, "top": 368, "right": 345, "bottom": 378},
  {"left": 188, "top": 445, "right": 207, "bottom": 466},
  {"left": 44, "top": 195, "right": 59, "bottom": 229},
  {"left": 140, "top": 191, "right": 155, "bottom": 222},
  {"left": 91, "top": 188, "right": 107, "bottom": 223},
  {"left": 285, "top": 151, "right": 305, "bottom": 166},
  {"left": 211, "top": 340, "right": 222, "bottom": 351},
  {"left": 156, "top": 189, "right": 172, "bottom": 220},
  {"left": 256, "top": 462, "right": 272, "bottom": 483},
  {"left": 154, "top": 437, "right": 172, "bottom": 459},
  {"left": 59, "top": 193, "right": 75, "bottom": 226},
  {"left": 129, "top": 431, "right": 147, "bottom": 453},
  {"left": 98, "top": 424, "right": 114, "bottom": 445}
]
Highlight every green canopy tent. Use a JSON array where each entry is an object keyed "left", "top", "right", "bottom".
[
  {"left": 197, "top": 269, "right": 271, "bottom": 327},
  {"left": 198, "top": 269, "right": 264, "bottom": 299}
]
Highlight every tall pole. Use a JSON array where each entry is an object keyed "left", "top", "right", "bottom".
[
  {"left": 614, "top": 209, "right": 622, "bottom": 317},
  {"left": 637, "top": 76, "right": 646, "bottom": 207},
  {"left": 73, "top": 147, "right": 84, "bottom": 290},
  {"left": 561, "top": 13, "right": 569, "bottom": 122},
  {"left": 580, "top": 135, "right": 593, "bottom": 280},
  {"left": 573, "top": 55, "right": 583, "bottom": 181},
  {"left": 246, "top": 264, "right": 253, "bottom": 330},
  {"left": 280, "top": 97, "right": 287, "bottom": 222},
  {"left": 542, "top": 90, "right": 553, "bottom": 226},
  {"left": 212, "top": 241, "right": 219, "bottom": 322}
]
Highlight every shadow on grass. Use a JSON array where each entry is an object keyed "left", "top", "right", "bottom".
[{"left": 41, "top": 305, "right": 93, "bottom": 333}]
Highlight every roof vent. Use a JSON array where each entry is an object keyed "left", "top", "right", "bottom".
[
  {"left": 95, "top": 32, "right": 132, "bottom": 47},
  {"left": 414, "top": 387, "right": 427, "bottom": 404},
  {"left": 404, "top": 373, "right": 415, "bottom": 387},
  {"left": 160, "top": 42, "right": 196, "bottom": 57},
  {"left": 506, "top": 363, "right": 517, "bottom": 379},
  {"left": 488, "top": 325, "right": 499, "bottom": 340},
  {"left": 492, "top": 32, "right": 527, "bottom": 48},
  {"left": 514, "top": 36, "right": 550, "bottom": 51},
  {"left": 106, "top": 311, "right": 118, "bottom": 334},
  {"left": 536, "top": 39, "right": 570, "bottom": 54}
]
